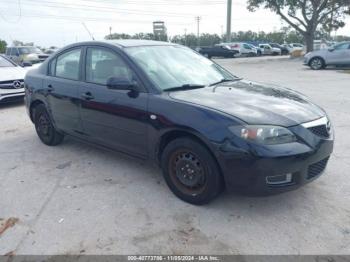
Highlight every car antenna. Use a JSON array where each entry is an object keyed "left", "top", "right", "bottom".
[{"left": 82, "top": 22, "right": 95, "bottom": 41}]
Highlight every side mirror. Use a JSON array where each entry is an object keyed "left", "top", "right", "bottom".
[
  {"left": 106, "top": 77, "right": 137, "bottom": 91},
  {"left": 328, "top": 47, "right": 335, "bottom": 52}
]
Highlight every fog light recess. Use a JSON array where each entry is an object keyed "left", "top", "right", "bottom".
[{"left": 266, "top": 173, "right": 293, "bottom": 186}]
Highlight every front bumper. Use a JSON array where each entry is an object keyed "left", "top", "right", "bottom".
[
  {"left": 214, "top": 125, "right": 334, "bottom": 195},
  {"left": 303, "top": 56, "right": 311, "bottom": 65},
  {"left": 0, "top": 88, "right": 25, "bottom": 103}
]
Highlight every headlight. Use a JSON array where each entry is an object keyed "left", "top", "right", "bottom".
[{"left": 229, "top": 125, "right": 297, "bottom": 145}]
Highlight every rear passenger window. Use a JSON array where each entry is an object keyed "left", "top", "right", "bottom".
[
  {"left": 55, "top": 49, "right": 81, "bottom": 80},
  {"left": 86, "top": 47, "right": 133, "bottom": 85}
]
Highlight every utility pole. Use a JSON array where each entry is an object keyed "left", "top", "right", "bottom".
[
  {"left": 184, "top": 28, "right": 187, "bottom": 46},
  {"left": 109, "top": 26, "right": 112, "bottom": 39},
  {"left": 226, "top": 0, "right": 232, "bottom": 42},
  {"left": 195, "top": 16, "right": 201, "bottom": 48}
]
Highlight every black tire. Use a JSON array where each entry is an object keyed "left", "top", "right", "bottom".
[
  {"left": 34, "top": 104, "right": 64, "bottom": 146},
  {"left": 309, "top": 57, "right": 325, "bottom": 70},
  {"left": 161, "top": 138, "right": 224, "bottom": 205}
]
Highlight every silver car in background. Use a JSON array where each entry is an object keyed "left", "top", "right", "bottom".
[
  {"left": 304, "top": 42, "right": 350, "bottom": 70},
  {"left": 0, "top": 55, "right": 26, "bottom": 103},
  {"left": 217, "top": 42, "right": 258, "bottom": 57},
  {"left": 5, "top": 46, "right": 49, "bottom": 66},
  {"left": 259, "top": 44, "right": 281, "bottom": 55}
]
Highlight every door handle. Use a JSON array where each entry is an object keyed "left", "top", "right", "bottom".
[
  {"left": 81, "top": 92, "right": 94, "bottom": 100},
  {"left": 47, "top": 84, "right": 54, "bottom": 92}
]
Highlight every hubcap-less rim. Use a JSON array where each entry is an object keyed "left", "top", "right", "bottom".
[
  {"left": 169, "top": 150, "right": 207, "bottom": 195},
  {"left": 311, "top": 58, "right": 322, "bottom": 69}
]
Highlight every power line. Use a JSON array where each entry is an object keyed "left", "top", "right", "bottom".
[
  {"left": 80, "top": 0, "right": 227, "bottom": 5},
  {"left": 8, "top": 13, "right": 193, "bottom": 25},
  {"left": 0, "top": 0, "right": 226, "bottom": 18},
  {"left": 1, "top": 0, "right": 201, "bottom": 18},
  {"left": 0, "top": 0, "right": 21, "bottom": 23}
]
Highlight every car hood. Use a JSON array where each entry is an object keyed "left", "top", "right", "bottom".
[
  {"left": 0, "top": 67, "right": 26, "bottom": 81},
  {"left": 168, "top": 80, "right": 325, "bottom": 127}
]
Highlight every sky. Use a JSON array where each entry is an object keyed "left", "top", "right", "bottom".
[{"left": 0, "top": 0, "right": 349, "bottom": 47}]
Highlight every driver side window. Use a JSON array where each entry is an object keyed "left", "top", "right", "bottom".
[{"left": 86, "top": 47, "right": 133, "bottom": 85}]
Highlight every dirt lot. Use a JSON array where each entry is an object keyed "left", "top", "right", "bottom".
[{"left": 0, "top": 57, "right": 349, "bottom": 255}]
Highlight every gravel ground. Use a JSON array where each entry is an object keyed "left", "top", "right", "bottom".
[{"left": 0, "top": 57, "right": 349, "bottom": 255}]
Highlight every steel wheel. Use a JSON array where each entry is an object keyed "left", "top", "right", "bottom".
[
  {"left": 161, "top": 138, "right": 224, "bottom": 205},
  {"left": 36, "top": 111, "right": 53, "bottom": 141},
  {"left": 169, "top": 149, "right": 207, "bottom": 196},
  {"left": 34, "top": 104, "right": 64, "bottom": 146}
]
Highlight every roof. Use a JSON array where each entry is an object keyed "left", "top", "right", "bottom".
[{"left": 104, "top": 39, "right": 176, "bottom": 48}]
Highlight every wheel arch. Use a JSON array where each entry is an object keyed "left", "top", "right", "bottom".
[
  {"left": 309, "top": 56, "right": 326, "bottom": 66},
  {"left": 156, "top": 129, "right": 225, "bottom": 185},
  {"left": 29, "top": 99, "right": 46, "bottom": 122}
]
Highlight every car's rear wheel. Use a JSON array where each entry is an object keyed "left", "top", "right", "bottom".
[
  {"left": 309, "top": 57, "right": 325, "bottom": 70},
  {"left": 34, "top": 104, "right": 64, "bottom": 146},
  {"left": 161, "top": 138, "right": 224, "bottom": 205}
]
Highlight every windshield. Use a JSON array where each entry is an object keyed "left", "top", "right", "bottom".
[
  {"left": 0, "top": 56, "right": 15, "bottom": 67},
  {"left": 19, "top": 47, "right": 42, "bottom": 54},
  {"left": 125, "top": 45, "right": 237, "bottom": 91}
]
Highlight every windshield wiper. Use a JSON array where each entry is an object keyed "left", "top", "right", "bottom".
[
  {"left": 209, "top": 78, "right": 241, "bottom": 86},
  {"left": 163, "top": 84, "right": 205, "bottom": 92}
]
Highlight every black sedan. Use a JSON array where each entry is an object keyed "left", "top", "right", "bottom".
[
  {"left": 25, "top": 40, "right": 334, "bottom": 205},
  {"left": 270, "top": 43, "right": 289, "bottom": 55},
  {"left": 198, "top": 45, "right": 239, "bottom": 59}
]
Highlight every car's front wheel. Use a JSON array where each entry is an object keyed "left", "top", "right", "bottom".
[
  {"left": 161, "top": 138, "right": 224, "bottom": 205},
  {"left": 34, "top": 104, "right": 64, "bottom": 146},
  {"left": 309, "top": 57, "right": 325, "bottom": 70}
]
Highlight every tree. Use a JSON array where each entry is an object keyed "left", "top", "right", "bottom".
[
  {"left": 247, "top": 0, "right": 350, "bottom": 52},
  {"left": 0, "top": 39, "right": 7, "bottom": 53}
]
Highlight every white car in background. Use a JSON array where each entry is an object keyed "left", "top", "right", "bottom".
[
  {"left": 0, "top": 55, "right": 26, "bottom": 103},
  {"left": 259, "top": 44, "right": 282, "bottom": 55},
  {"left": 217, "top": 42, "right": 257, "bottom": 57},
  {"left": 283, "top": 43, "right": 305, "bottom": 52}
]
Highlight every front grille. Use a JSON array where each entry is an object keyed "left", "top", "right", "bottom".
[
  {"left": 307, "top": 157, "right": 329, "bottom": 179},
  {"left": 308, "top": 125, "right": 329, "bottom": 138},
  {"left": 0, "top": 80, "right": 24, "bottom": 89}
]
